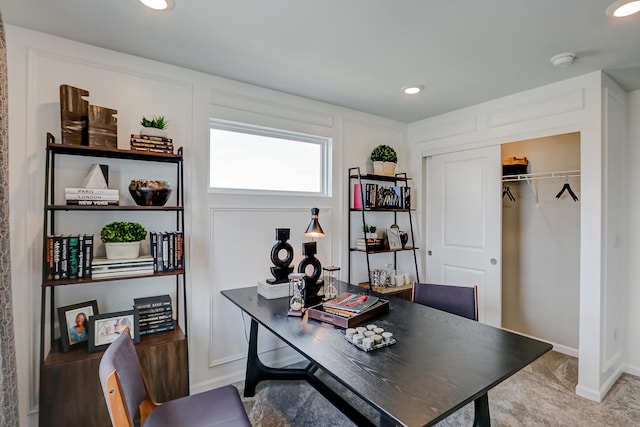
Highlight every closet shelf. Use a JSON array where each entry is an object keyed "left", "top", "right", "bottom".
[
  {"left": 502, "top": 170, "right": 580, "bottom": 182},
  {"left": 502, "top": 170, "right": 580, "bottom": 205}
]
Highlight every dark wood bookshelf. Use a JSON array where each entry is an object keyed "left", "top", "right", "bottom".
[
  {"left": 43, "top": 269, "right": 185, "bottom": 287},
  {"left": 47, "top": 141, "right": 182, "bottom": 163},
  {"left": 46, "top": 204, "right": 183, "bottom": 211}
]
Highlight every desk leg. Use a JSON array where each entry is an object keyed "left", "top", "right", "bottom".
[
  {"left": 473, "top": 393, "right": 490, "bottom": 427},
  {"left": 243, "top": 319, "right": 376, "bottom": 426}
]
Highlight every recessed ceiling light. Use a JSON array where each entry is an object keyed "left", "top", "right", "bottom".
[
  {"left": 140, "top": 0, "right": 174, "bottom": 10},
  {"left": 550, "top": 52, "right": 576, "bottom": 68},
  {"left": 403, "top": 85, "right": 424, "bottom": 95},
  {"left": 606, "top": 0, "right": 640, "bottom": 17}
]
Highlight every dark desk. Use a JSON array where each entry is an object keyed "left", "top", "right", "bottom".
[{"left": 222, "top": 282, "right": 552, "bottom": 426}]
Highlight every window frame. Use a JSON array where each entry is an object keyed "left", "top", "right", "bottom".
[{"left": 208, "top": 118, "right": 331, "bottom": 197}]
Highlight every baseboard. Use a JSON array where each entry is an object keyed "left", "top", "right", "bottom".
[
  {"left": 190, "top": 350, "right": 305, "bottom": 395},
  {"left": 575, "top": 384, "right": 602, "bottom": 402},
  {"left": 501, "top": 328, "right": 578, "bottom": 357},
  {"left": 624, "top": 363, "right": 640, "bottom": 377}
]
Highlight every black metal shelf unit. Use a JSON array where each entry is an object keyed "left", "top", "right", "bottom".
[
  {"left": 348, "top": 167, "right": 420, "bottom": 287},
  {"left": 40, "top": 134, "right": 187, "bottom": 365}
]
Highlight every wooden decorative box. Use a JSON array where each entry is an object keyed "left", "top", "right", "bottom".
[{"left": 307, "top": 299, "right": 389, "bottom": 328}]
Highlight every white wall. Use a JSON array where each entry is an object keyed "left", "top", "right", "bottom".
[
  {"left": 407, "top": 72, "right": 628, "bottom": 401},
  {"left": 6, "top": 26, "right": 406, "bottom": 426},
  {"left": 626, "top": 89, "right": 640, "bottom": 375},
  {"left": 501, "top": 134, "right": 581, "bottom": 354}
]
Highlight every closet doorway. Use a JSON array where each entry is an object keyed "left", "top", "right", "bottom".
[{"left": 501, "top": 132, "right": 580, "bottom": 356}]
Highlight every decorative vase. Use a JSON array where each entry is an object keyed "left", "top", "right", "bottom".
[
  {"left": 129, "top": 179, "right": 172, "bottom": 206},
  {"left": 140, "top": 127, "right": 167, "bottom": 138},
  {"left": 105, "top": 241, "right": 141, "bottom": 260}
]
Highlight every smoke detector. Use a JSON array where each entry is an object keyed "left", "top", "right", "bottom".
[{"left": 550, "top": 52, "right": 576, "bottom": 68}]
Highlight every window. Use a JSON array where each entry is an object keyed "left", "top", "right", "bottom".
[{"left": 209, "top": 119, "right": 330, "bottom": 196}]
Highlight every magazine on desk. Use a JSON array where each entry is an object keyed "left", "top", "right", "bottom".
[{"left": 323, "top": 293, "right": 380, "bottom": 314}]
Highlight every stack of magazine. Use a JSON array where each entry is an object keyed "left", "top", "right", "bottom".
[
  {"left": 91, "top": 255, "right": 154, "bottom": 279},
  {"left": 323, "top": 293, "right": 380, "bottom": 318}
]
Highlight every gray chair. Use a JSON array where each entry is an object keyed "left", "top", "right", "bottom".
[
  {"left": 413, "top": 283, "right": 478, "bottom": 321},
  {"left": 99, "top": 331, "right": 251, "bottom": 427}
]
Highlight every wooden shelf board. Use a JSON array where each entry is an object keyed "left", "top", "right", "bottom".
[
  {"left": 47, "top": 204, "right": 183, "bottom": 211},
  {"left": 43, "top": 270, "right": 184, "bottom": 287},
  {"left": 48, "top": 142, "right": 182, "bottom": 163},
  {"left": 349, "top": 173, "right": 412, "bottom": 182}
]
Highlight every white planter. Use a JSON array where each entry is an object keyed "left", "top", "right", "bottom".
[
  {"left": 373, "top": 161, "right": 397, "bottom": 176},
  {"left": 382, "top": 161, "right": 397, "bottom": 176},
  {"left": 140, "top": 127, "right": 167, "bottom": 138},
  {"left": 373, "top": 161, "right": 384, "bottom": 175},
  {"left": 105, "top": 241, "right": 141, "bottom": 260}
]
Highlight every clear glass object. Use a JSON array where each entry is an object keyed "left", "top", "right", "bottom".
[
  {"left": 323, "top": 266, "right": 340, "bottom": 300},
  {"left": 288, "top": 273, "right": 306, "bottom": 315}
]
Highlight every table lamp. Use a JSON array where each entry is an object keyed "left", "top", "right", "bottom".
[{"left": 298, "top": 208, "right": 325, "bottom": 306}]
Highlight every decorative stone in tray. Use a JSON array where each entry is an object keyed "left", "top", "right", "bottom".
[{"left": 344, "top": 324, "right": 396, "bottom": 352}]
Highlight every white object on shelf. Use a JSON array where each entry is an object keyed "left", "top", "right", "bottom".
[
  {"left": 104, "top": 241, "right": 141, "bottom": 260},
  {"left": 257, "top": 280, "right": 289, "bottom": 299}
]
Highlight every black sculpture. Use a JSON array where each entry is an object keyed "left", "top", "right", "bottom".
[{"left": 266, "top": 228, "right": 294, "bottom": 284}]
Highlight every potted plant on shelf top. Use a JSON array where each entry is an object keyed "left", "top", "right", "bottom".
[
  {"left": 140, "top": 115, "right": 169, "bottom": 138},
  {"left": 101, "top": 221, "right": 147, "bottom": 259},
  {"left": 370, "top": 144, "right": 398, "bottom": 176}
]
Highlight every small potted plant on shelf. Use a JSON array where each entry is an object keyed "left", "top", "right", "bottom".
[
  {"left": 140, "top": 115, "right": 169, "bottom": 138},
  {"left": 370, "top": 144, "right": 398, "bottom": 176},
  {"left": 101, "top": 221, "right": 147, "bottom": 259},
  {"left": 363, "top": 224, "right": 378, "bottom": 239}
]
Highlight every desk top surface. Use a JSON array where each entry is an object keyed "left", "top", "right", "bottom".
[{"left": 222, "top": 282, "right": 552, "bottom": 427}]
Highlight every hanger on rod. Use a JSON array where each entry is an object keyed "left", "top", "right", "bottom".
[
  {"left": 503, "top": 185, "right": 516, "bottom": 202},
  {"left": 555, "top": 178, "right": 579, "bottom": 202}
]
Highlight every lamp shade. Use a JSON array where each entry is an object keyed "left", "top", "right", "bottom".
[{"left": 304, "top": 208, "right": 325, "bottom": 238}]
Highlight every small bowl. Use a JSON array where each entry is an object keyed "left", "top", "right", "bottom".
[{"left": 128, "top": 180, "right": 172, "bottom": 206}]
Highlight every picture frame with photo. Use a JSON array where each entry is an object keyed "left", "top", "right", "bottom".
[
  {"left": 386, "top": 227, "right": 403, "bottom": 250},
  {"left": 57, "top": 300, "right": 99, "bottom": 352},
  {"left": 88, "top": 309, "right": 140, "bottom": 353}
]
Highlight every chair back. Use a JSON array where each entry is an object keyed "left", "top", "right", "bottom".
[
  {"left": 413, "top": 283, "right": 478, "bottom": 321},
  {"left": 99, "top": 332, "right": 151, "bottom": 427}
]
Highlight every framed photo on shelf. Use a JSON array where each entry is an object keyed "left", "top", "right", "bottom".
[
  {"left": 387, "top": 227, "right": 403, "bottom": 250},
  {"left": 88, "top": 309, "right": 140, "bottom": 353},
  {"left": 57, "top": 300, "right": 98, "bottom": 352}
]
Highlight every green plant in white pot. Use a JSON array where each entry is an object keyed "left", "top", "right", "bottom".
[
  {"left": 370, "top": 144, "right": 398, "bottom": 176},
  {"left": 140, "top": 115, "right": 168, "bottom": 138},
  {"left": 101, "top": 221, "right": 147, "bottom": 260}
]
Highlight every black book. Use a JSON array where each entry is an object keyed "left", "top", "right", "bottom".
[
  {"left": 68, "top": 235, "right": 79, "bottom": 279},
  {"left": 84, "top": 234, "right": 94, "bottom": 278},
  {"left": 52, "top": 235, "right": 62, "bottom": 280},
  {"left": 150, "top": 232, "right": 158, "bottom": 272},
  {"left": 60, "top": 235, "right": 69, "bottom": 279}
]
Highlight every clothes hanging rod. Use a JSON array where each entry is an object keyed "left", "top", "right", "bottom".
[{"left": 502, "top": 170, "right": 580, "bottom": 182}]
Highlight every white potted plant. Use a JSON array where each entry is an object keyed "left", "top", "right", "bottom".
[
  {"left": 370, "top": 144, "right": 398, "bottom": 176},
  {"left": 140, "top": 115, "right": 168, "bottom": 138},
  {"left": 100, "top": 221, "right": 147, "bottom": 259}
]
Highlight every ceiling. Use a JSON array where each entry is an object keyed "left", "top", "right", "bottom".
[{"left": 2, "top": 0, "right": 639, "bottom": 123}]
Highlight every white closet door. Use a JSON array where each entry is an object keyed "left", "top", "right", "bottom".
[{"left": 425, "top": 146, "right": 502, "bottom": 326}]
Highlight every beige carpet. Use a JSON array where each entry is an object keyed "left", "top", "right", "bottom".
[{"left": 239, "top": 351, "right": 640, "bottom": 426}]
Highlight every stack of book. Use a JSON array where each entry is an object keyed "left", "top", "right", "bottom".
[
  {"left": 355, "top": 238, "right": 383, "bottom": 251},
  {"left": 130, "top": 134, "right": 174, "bottom": 154},
  {"left": 65, "top": 187, "right": 119, "bottom": 206},
  {"left": 91, "top": 255, "right": 154, "bottom": 279},
  {"left": 149, "top": 231, "right": 184, "bottom": 272},
  {"left": 45, "top": 234, "right": 94, "bottom": 280},
  {"left": 134, "top": 295, "right": 175, "bottom": 335},
  {"left": 322, "top": 293, "right": 380, "bottom": 318}
]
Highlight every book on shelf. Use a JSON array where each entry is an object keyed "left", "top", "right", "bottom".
[
  {"left": 148, "top": 231, "right": 184, "bottom": 273},
  {"left": 139, "top": 323, "right": 175, "bottom": 335},
  {"left": 355, "top": 238, "right": 383, "bottom": 250},
  {"left": 134, "top": 294, "right": 172, "bottom": 309},
  {"left": 90, "top": 268, "right": 154, "bottom": 279},
  {"left": 353, "top": 183, "right": 363, "bottom": 209},
  {"left": 129, "top": 140, "right": 174, "bottom": 149},
  {"left": 137, "top": 305, "right": 173, "bottom": 315},
  {"left": 64, "top": 188, "right": 119, "bottom": 195},
  {"left": 130, "top": 134, "right": 173, "bottom": 144},
  {"left": 65, "top": 193, "right": 119, "bottom": 201},
  {"left": 139, "top": 314, "right": 174, "bottom": 326},
  {"left": 68, "top": 235, "right": 79, "bottom": 279},
  {"left": 83, "top": 234, "right": 94, "bottom": 278},
  {"left": 60, "top": 235, "right": 69, "bottom": 279},
  {"left": 130, "top": 146, "right": 174, "bottom": 154},
  {"left": 323, "top": 293, "right": 380, "bottom": 314},
  {"left": 363, "top": 183, "right": 411, "bottom": 209},
  {"left": 175, "top": 231, "right": 184, "bottom": 270},
  {"left": 65, "top": 200, "right": 120, "bottom": 206},
  {"left": 92, "top": 255, "right": 154, "bottom": 267}
]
